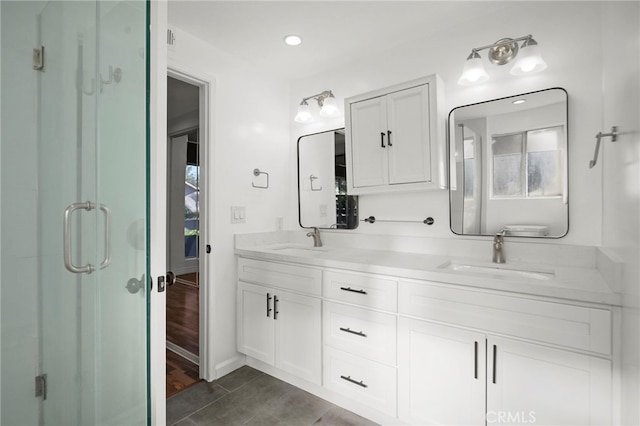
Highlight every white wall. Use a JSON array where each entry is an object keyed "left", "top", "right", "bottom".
[
  {"left": 601, "top": 2, "right": 640, "bottom": 424},
  {"left": 166, "top": 27, "right": 292, "bottom": 377},
  {"left": 290, "top": 2, "right": 604, "bottom": 246}
]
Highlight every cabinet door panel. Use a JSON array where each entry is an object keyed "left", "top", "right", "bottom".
[
  {"left": 275, "top": 291, "right": 322, "bottom": 385},
  {"left": 387, "top": 85, "right": 431, "bottom": 184},
  {"left": 349, "top": 96, "right": 388, "bottom": 188},
  {"left": 398, "top": 317, "right": 486, "bottom": 425},
  {"left": 488, "top": 337, "right": 611, "bottom": 426},
  {"left": 237, "top": 282, "right": 275, "bottom": 365}
]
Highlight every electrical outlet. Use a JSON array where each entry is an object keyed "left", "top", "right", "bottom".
[{"left": 231, "top": 206, "right": 246, "bottom": 224}]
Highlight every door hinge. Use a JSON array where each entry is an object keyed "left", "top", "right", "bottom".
[
  {"left": 35, "top": 374, "right": 47, "bottom": 400},
  {"left": 33, "top": 46, "right": 44, "bottom": 71}
]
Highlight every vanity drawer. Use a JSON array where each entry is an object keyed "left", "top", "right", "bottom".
[
  {"left": 323, "top": 270, "right": 398, "bottom": 312},
  {"left": 399, "top": 280, "right": 612, "bottom": 355},
  {"left": 323, "top": 346, "right": 397, "bottom": 417},
  {"left": 324, "top": 302, "right": 397, "bottom": 366},
  {"left": 238, "top": 257, "right": 322, "bottom": 296}
]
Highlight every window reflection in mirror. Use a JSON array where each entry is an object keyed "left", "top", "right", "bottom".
[
  {"left": 449, "top": 88, "right": 568, "bottom": 238},
  {"left": 298, "top": 129, "right": 358, "bottom": 229}
]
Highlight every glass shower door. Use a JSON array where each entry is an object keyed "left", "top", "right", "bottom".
[{"left": 37, "top": 1, "right": 148, "bottom": 425}]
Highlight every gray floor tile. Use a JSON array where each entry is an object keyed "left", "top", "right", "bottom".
[
  {"left": 215, "top": 365, "right": 265, "bottom": 392},
  {"left": 169, "top": 366, "right": 378, "bottom": 426},
  {"left": 312, "top": 406, "right": 379, "bottom": 426},
  {"left": 173, "top": 417, "right": 197, "bottom": 426},
  {"left": 167, "top": 381, "right": 229, "bottom": 425},
  {"left": 248, "top": 387, "right": 332, "bottom": 426},
  {"left": 189, "top": 374, "right": 296, "bottom": 426}
]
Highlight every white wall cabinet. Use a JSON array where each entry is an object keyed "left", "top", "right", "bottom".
[{"left": 345, "top": 74, "right": 445, "bottom": 194}]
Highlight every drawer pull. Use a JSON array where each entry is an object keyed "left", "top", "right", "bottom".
[
  {"left": 474, "top": 341, "right": 478, "bottom": 379},
  {"left": 492, "top": 344, "right": 497, "bottom": 384},
  {"left": 339, "top": 327, "right": 367, "bottom": 338},
  {"left": 340, "top": 286, "right": 367, "bottom": 295},
  {"left": 340, "top": 375, "right": 368, "bottom": 388}
]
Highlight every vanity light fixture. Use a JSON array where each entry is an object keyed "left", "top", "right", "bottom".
[
  {"left": 294, "top": 90, "right": 340, "bottom": 123},
  {"left": 458, "top": 35, "right": 547, "bottom": 85}
]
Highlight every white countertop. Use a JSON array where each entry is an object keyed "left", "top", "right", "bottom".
[{"left": 235, "top": 242, "right": 621, "bottom": 306}]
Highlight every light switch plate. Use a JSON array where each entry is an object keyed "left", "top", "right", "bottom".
[{"left": 231, "top": 206, "right": 246, "bottom": 224}]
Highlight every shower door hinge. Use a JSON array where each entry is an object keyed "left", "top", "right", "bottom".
[
  {"left": 33, "top": 46, "right": 45, "bottom": 71},
  {"left": 35, "top": 374, "right": 47, "bottom": 400}
]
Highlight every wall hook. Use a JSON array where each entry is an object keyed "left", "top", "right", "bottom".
[
  {"left": 589, "top": 126, "right": 618, "bottom": 168},
  {"left": 252, "top": 168, "right": 269, "bottom": 189},
  {"left": 100, "top": 66, "right": 122, "bottom": 92},
  {"left": 310, "top": 174, "right": 323, "bottom": 191}
]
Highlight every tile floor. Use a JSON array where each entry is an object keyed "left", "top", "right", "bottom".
[{"left": 167, "top": 366, "right": 379, "bottom": 426}]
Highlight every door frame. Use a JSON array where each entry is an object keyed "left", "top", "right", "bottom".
[
  {"left": 167, "top": 66, "right": 214, "bottom": 382},
  {"left": 149, "top": 2, "right": 167, "bottom": 424}
]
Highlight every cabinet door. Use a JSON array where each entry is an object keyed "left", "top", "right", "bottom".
[
  {"left": 398, "top": 317, "right": 486, "bottom": 426},
  {"left": 349, "top": 96, "right": 388, "bottom": 188},
  {"left": 275, "top": 290, "right": 322, "bottom": 385},
  {"left": 487, "top": 337, "right": 611, "bottom": 426},
  {"left": 386, "top": 85, "right": 431, "bottom": 185},
  {"left": 237, "top": 281, "right": 275, "bottom": 365}
]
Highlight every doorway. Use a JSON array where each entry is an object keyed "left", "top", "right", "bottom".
[{"left": 166, "top": 75, "right": 205, "bottom": 397}]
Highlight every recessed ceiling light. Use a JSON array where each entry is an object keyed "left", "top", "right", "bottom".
[
  {"left": 283, "top": 35, "right": 302, "bottom": 46},
  {"left": 512, "top": 99, "right": 526, "bottom": 105}
]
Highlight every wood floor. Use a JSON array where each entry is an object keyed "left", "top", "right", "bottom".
[
  {"left": 166, "top": 349, "right": 201, "bottom": 398},
  {"left": 166, "top": 273, "right": 201, "bottom": 398},
  {"left": 166, "top": 278, "right": 199, "bottom": 356}
]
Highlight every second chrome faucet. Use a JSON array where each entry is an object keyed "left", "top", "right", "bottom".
[{"left": 307, "top": 227, "right": 323, "bottom": 247}]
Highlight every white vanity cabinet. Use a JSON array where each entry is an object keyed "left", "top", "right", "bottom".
[
  {"left": 237, "top": 258, "right": 322, "bottom": 385},
  {"left": 398, "top": 279, "right": 613, "bottom": 426},
  {"left": 345, "top": 74, "right": 445, "bottom": 194},
  {"left": 235, "top": 252, "right": 616, "bottom": 426},
  {"left": 322, "top": 270, "right": 399, "bottom": 417}
]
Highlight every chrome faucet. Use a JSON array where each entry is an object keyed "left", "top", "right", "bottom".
[
  {"left": 493, "top": 232, "right": 506, "bottom": 264},
  {"left": 306, "top": 227, "right": 323, "bottom": 247}
]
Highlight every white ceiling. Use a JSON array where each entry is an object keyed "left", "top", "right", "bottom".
[{"left": 167, "top": 1, "right": 510, "bottom": 80}]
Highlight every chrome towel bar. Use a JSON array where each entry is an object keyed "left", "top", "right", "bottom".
[{"left": 589, "top": 126, "right": 618, "bottom": 168}]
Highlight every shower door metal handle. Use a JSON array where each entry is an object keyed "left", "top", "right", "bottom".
[
  {"left": 98, "top": 204, "right": 112, "bottom": 270},
  {"left": 63, "top": 201, "right": 112, "bottom": 274}
]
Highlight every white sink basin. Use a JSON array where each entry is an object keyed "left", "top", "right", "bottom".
[
  {"left": 270, "top": 245, "right": 328, "bottom": 255},
  {"left": 438, "top": 261, "right": 554, "bottom": 281}
]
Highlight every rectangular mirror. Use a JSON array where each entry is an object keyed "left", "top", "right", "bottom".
[
  {"left": 298, "top": 129, "right": 359, "bottom": 229},
  {"left": 448, "top": 88, "right": 568, "bottom": 237}
]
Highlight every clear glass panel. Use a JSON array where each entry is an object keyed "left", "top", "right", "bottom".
[
  {"left": 185, "top": 164, "right": 200, "bottom": 259},
  {"left": 526, "top": 126, "right": 563, "bottom": 197},
  {"left": 492, "top": 134, "right": 524, "bottom": 197},
  {"left": 1, "top": 1, "right": 148, "bottom": 424}
]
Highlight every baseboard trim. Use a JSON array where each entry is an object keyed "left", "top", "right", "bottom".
[
  {"left": 167, "top": 341, "right": 199, "bottom": 366},
  {"left": 214, "top": 354, "right": 246, "bottom": 380}
]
